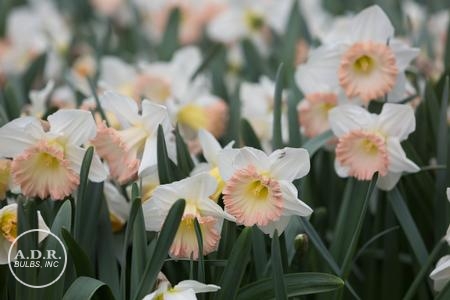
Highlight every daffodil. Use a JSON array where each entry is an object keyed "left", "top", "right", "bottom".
[
  {"left": 91, "top": 91, "right": 175, "bottom": 183},
  {"left": 142, "top": 173, "right": 234, "bottom": 259},
  {"left": 142, "top": 279, "right": 220, "bottom": 300},
  {"left": 218, "top": 146, "right": 313, "bottom": 236},
  {"left": 104, "top": 181, "right": 130, "bottom": 232},
  {"left": 328, "top": 103, "right": 420, "bottom": 190},
  {"left": 0, "top": 110, "right": 107, "bottom": 200},
  {"left": 430, "top": 255, "right": 450, "bottom": 292},
  {"left": 298, "top": 5, "right": 419, "bottom": 105},
  {"left": 0, "top": 203, "right": 49, "bottom": 264}
]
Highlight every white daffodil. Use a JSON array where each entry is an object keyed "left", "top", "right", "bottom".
[
  {"left": 430, "top": 255, "right": 450, "bottom": 292},
  {"left": 299, "top": 5, "right": 419, "bottom": 105},
  {"left": 98, "top": 56, "right": 139, "bottom": 100},
  {"left": 192, "top": 129, "right": 234, "bottom": 201},
  {"left": 0, "top": 110, "right": 107, "bottom": 200},
  {"left": 328, "top": 103, "right": 420, "bottom": 190},
  {"left": 206, "top": 0, "right": 293, "bottom": 44},
  {"left": 104, "top": 181, "right": 130, "bottom": 232},
  {"left": 27, "top": 80, "right": 55, "bottom": 118},
  {"left": 92, "top": 91, "right": 175, "bottom": 183},
  {"left": 159, "top": 47, "right": 228, "bottom": 139},
  {"left": 0, "top": 203, "right": 49, "bottom": 264},
  {"left": 218, "top": 146, "right": 312, "bottom": 236},
  {"left": 240, "top": 76, "right": 288, "bottom": 150},
  {"left": 143, "top": 280, "right": 220, "bottom": 300},
  {"left": 142, "top": 173, "right": 234, "bottom": 259}
]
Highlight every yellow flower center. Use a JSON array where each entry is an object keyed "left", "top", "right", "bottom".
[
  {"left": 360, "top": 138, "right": 379, "bottom": 155},
  {"left": 353, "top": 55, "right": 375, "bottom": 74},
  {"left": 209, "top": 167, "right": 225, "bottom": 201},
  {"left": 244, "top": 10, "right": 264, "bottom": 31},
  {"left": 0, "top": 211, "right": 17, "bottom": 242},
  {"left": 177, "top": 104, "right": 207, "bottom": 130},
  {"left": 246, "top": 179, "right": 269, "bottom": 201}
]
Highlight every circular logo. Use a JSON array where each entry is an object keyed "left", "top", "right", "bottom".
[{"left": 8, "top": 229, "right": 67, "bottom": 288}]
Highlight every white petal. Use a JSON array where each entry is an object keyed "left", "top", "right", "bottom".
[
  {"left": 66, "top": 145, "right": 108, "bottom": 181},
  {"left": 387, "top": 73, "right": 407, "bottom": 102},
  {"left": 172, "top": 173, "right": 217, "bottom": 203},
  {"left": 138, "top": 137, "right": 158, "bottom": 176},
  {"left": 234, "top": 147, "right": 270, "bottom": 172},
  {"left": 141, "top": 100, "right": 172, "bottom": 136},
  {"left": 386, "top": 138, "right": 420, "bottom": 173},
  {"left": 447, "top": 188, "right": 450, "bottom": 203},
  {"left": 259, "top": 216, "right": 291, "bottom": 237},
  {"left": 207, "top": 9, "right": 246, "bottom": 43},
  {"left": 198, "top": 129, "right": 222, "bottom": 164},
  {"left": 295, "top": 45, "right": 342, "bottom": 94},
  {"left": 48, "top": 109, "right": 97, "bottom": 145},
  {"left": 430, "top": 255, "right": 450, "bottom": 291},
  {"left": 350, "top": 5, "right": 394, "bottom": 43},
  {"left": 142, "top": 184, "right": 179, "bottom": 231},
  {"left": 391, "top": 40, "right": 419, "bottom": 70},
  {"left": 328, "top": 105, "right": 373, "bottom": 137},
  {"left": 199, "top": 199, "right": 236, "bottom": 222},
  {"left": 280, "top": 181, "right": 313, "bottom": 217},
  {"left": 334, "top": 159, "right": 350, "bottom": 178},
  {"left": 377, "top": 103, "right": 415, "bottom": 140},
  {"left": 217, "top": 148, "right": 240, "bottom": 180},
  {"left": 376, "top": 172, "right": 402, "bottom": 191},
  {"left": 104, "top": 181, "right": 130, "bottom": 221},
  {"left": 175, "top": 280, "right": 220, "bottom": 293},
  {"left": 100, "top": 91, "right": 139, "bottom": 127},
  {"left": 269, "top": 148, "right": 310, "bottom": 181},
  {"left": 165, "top": 289, "right": 196, "bottom": 300},
  {"left": 0, "top": 117, "right": 42, "bottom": 157}
]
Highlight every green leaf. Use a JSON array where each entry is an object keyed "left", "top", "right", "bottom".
[
  {"left": 175, "top": 125, "right": 195, "bottom": 177},
  {"left": 157, "top": 125, "right": 176, "bottom": 184},
  {"left": 340, "top": 174, "right": 378, "bottom": 279},
  {"left": 191, "top": 44, "right": 224, "bottom": 80},
  {"left": 403, "top": 239, "right": 446, "bottom": 300},
  {"left": 120, "top": 189, "right": 141, "bottom": 300},
  {"left": 271, "top": 230, "right": 287, "bottom": 300},
  {"left": 444, "top": 17, "right": 450, "bottom": 71},
  {"left": 130, "top": 198, "right": 148, "bottom": 295},
  {"left": 437, "top": 279, "right": 450, "bottom": 300},
  {"left": 39, "top": 201, "right": 72, "bottom": 299},
  {"left": 272, "top": 63, "right": 284, "bottom": 150},
  {"left": 287, "top": 84, "right": 302, "bottom": 147},
  {"left": 434, "top": 77, "right": 449, "bottom": 238},
  {"left": 16, "top": 198, "right": 38, "bottom": 300},
  {"left": 62, "top": 276, "right": 114, "bottom": 300},
  {"left": 388, "top": 188, "right": 428, "bottom": 266},
  {"left": 237, "top": 273, "right": 344, "bottom": 300},
  {"left": 215, "top": 227, "right": 252, "bottom": 300},
  {"left": 194, "top": 218, "right": 205, "bottom": 285},
  {"left": 240, "top": 119, "right": 263, "bottom": 150},
  {"left": 2, "top": 77, "right": 25, "bottom": 120},
  {"left": 297, "top": 217, "right": 360, "bottom": 300},
  {"left": 132, "top": 199, "right": 186, "bottom": 300},
  {"left": 22, "top": 53, "right": 47, "bottom": 94},
  {"left": 96, "top": 195, "right": 120, "bottom": 299},
  {"left": 61, "top": 228, "right": 94, "bottom": 277},
  {"left": 157, "top": 8, "right": 180, "bottom": 61},
  {"left": 302, "top": 130, "right": 334, "bottom": 157},
  {"left": 251, "top": 227, "right": 268, "bottom": 280},
  {"left": 74, "top": 146, "right": 93, "bottom": 243},
  {"left": 225, "top": 89, "right": 241, "bottom": 145},
  {"left": 241, "top": 39, "right": 265, "bottom": 81},
  {"left": 87, "top": 78, "right": 110, "bottom": 127}
]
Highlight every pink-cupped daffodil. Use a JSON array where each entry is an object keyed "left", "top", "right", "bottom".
[
  {"left": 218, "top": 146, "right": 313, "bottom": 236},
  {"left": 297, "top": 5, "right": 419, "bottom": 105},
  {"left": 91, "top": 91, "right": 175, "bottom": 184},
  {"left": 328, "top": 103, "right": 420, "bottom": 190},
  {"left": 142, "top": 173, "right": 234, "bottom": 259},
  {"left": 0, "top": 110, "right": 107, "bottom": 200},
  {"left": 142, "top": 279, "right": 220, "bottom": 300}
]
